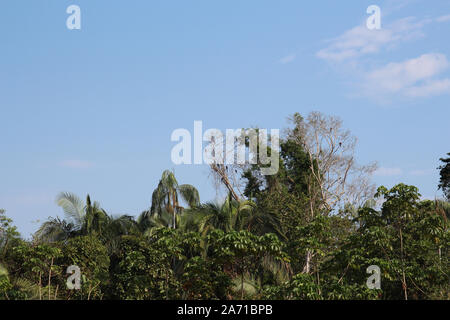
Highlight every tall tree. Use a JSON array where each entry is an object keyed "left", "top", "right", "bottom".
[
  {"left": 286, "top": 112, "right": 377, "bottom": 273},
  {"left": 34, "top": 193, "right": 137, "bottom": 244},
  {"left": 438, "top": 153, "right": 450, "bottom": 201},
  {"left": 146, "top": 170, "right": 200, "bottom": 229},
  {"left": 181, "top": 193, "right": 277, "bottom": 235},
  {"left": 286, "top": 112, "right": 377, "bottom": 214},
  {"left": 329, "top": 184, "right": 449, "bottom": 300},
  {"left": 0, "top": 209, "right": 20, "bottom": 259}
]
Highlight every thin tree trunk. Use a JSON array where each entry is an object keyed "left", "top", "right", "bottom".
[
  {"left": 316, "top": 268, "right": 321, "bottom": 297},
  {"left": 303, "top": 182, "right": 314, "bottom": 274},
  {"left": 54, "top": 284, "right": 59, "bottom": 300},
  {"left": 38, "top": 272, "right": 42, "bottom": 300},
  {"left": 240, "top": 272, "right": 244, "bottom": 300},
  {"left": 399, "top": 228, "right": 408, "bottom": 300},
  {"left": 303, "top": 251, "right": 311, "bottom": 274},
  {"left": 165, "top": 270, "right": 169, "bottom": 300},
  {"left": 1, "top": 238, "right": 8, "bottom": 258},
  {"left": 172, "top": 190, "right": 177, "bottom": 229},
  {"left": 173, "top": 211, "right": 176, "bottom": 229},
  {"left": 48, "top": 257, "right": 54, "bottom": 300},
  {"left": 210, "top": 164, "right": 240, "bottom": 202},
  {"left": 87, "top": 283, "right": 92, "bottom": 300}
]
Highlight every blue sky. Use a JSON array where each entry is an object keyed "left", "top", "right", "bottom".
[{"left": 1, "top": 0, "right": 449, "bottom": 237}]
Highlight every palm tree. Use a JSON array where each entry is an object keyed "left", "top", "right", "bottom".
[
  {"left": 181, "top": 192, "right": 280, "bottom": 236},
  {"left": 230, "top": 256, "right": 292, "bottom": 299},
  {"left": 149, "top": 170, "right": 200, "bottom": 229},
  {"left": 33, "top": 192, "right": 86, "bottom": 243},
  {"left": 179, "top": 195, "right": 245, "bottom": 234},
  {"left": 33, "top": 217, "right": 77, "bottom": 243},
  {"left": 137, "top": 208, "right": 173, "bottom": 233},
  {"left": 34, "top": 192, "right": 137, "bottom": 244}
]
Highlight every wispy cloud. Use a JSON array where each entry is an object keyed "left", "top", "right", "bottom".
[
  {"left": 374, "top": 167, "right": 403, "bottom": 176},
  {"left": 59, "top": 160, "right": 94, "bottom": 169},
  {"left": 279, "top": 54, "right": 296, "bottom": 64},
  {"left": 409, "top": 169, "right": 433, "bottom": 176},
  {"left": 316, "top": 14, "right": 450, "bottom": 102},
  {"left": 383, "top": 0, "right": 419, "bottom": 16},
  {"left": 375, "top": 167, "right": 433, "bottom": 177},
  {"left": 362, "top": 53, "right": 450, "bottom": 98},
  {"left": 316, "top": 17, "right": 429, "bottom": 63},
  {"left": 0, "top": 193, "right": 53, "bottom": 206},
  {"left": 436, "top": 14, "right": 450, "bottom": 23},
  {"left": 404, "top": 78, "right": 450, "bottom": 98}
]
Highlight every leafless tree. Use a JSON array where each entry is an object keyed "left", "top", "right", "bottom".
[
  {"left": 206, "top": 131, "right": 247, "bottom": 202},
  {"left": 286, "top": 111, "right": 377, "bottom": 272},
  {"left": 207, "top": 128, "right": 278, "bottom": 203},
  {"left": 210, "top": 162, "right": 242, "bottom": 202}
]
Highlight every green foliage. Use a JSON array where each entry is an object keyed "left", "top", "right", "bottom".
[
  {"left": 327, "top": 184, "right": 449, "bottom": 300},
  {"left": 34, "top": 193, "right": 138, "bottom": 246},
  {"left": 208, "top": 230, "right": 287, "bottom": 299},
  {"left": 181, "top": 256, "right": 231, "bottom": 299},
  {"left": 147, "top": 170, "right": 200, "bottom": 230},
  {"left": 110, "top": 232, "right": 183, "bottom": 300},
  {"left": 438, "top": 153, "right": 450, "bottom": 201},
  {"left": 60, "top": 235, "right": 110, "bottom": 299},
  {"left": 3, "top": 155, "right": 449, "bottom": 300},
  {"left": 9, "top": 243, "right": 62, "bottom": 300},
  {"left": 0, "top": 209, "right": 20, "bottom": 258},
  {"left": 0, "top": 263, "right": 11, "bottom": 299}
]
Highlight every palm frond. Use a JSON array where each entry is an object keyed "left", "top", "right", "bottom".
[
  {"left": 33, "top": 217, "right": 76, "bottom": 243},
  {"left": 178, "top": 184, "right": 200, "bottom": 208},
  {"left": 55, "top": 192, "right": 85, "bottom": 227}
]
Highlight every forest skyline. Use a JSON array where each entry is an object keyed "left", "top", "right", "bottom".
[{"left": 1, "top": 1, "right": 449, "bottom": 238}]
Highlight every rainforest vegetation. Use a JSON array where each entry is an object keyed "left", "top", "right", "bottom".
[{"left": 0, "top": 112, "right": 448, "bottom": 300}]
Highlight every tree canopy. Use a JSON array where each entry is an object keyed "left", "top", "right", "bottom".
[{"left": 1, "top": 112, "right": 448, "bottom": 300}]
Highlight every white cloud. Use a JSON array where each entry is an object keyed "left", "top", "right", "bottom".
[
  {"left": 374, "top": 167, "right": 403, "bottom": 176},
  {"left": 383, "top": 0, "right": 419, "bottom": 16},
  {"left": 279, "top": 54, "right": 296, "bottom": 64},
  {"left": 362, "top": 53, "right": 450, "bottom": 98},
  {"left": 60, "top": 160, "right": 94, "bottom": 169},
  {"left": 0, "top": 193, "right": 53, "bottom": 206},
  {"left": 409, "top": 169, "right": 433, "bottom": 176},
  {"left": 316, "top": 17, "right": 429, "bottom": 63},
  {"left": 315, "top": 15, "right": 450, "bottom": 101},
  {"left": 404, "top": 78, "right": 450, "bottom": 97},
  {"left": 436, "top": 14, "right": 450, "bottom": 23}
]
